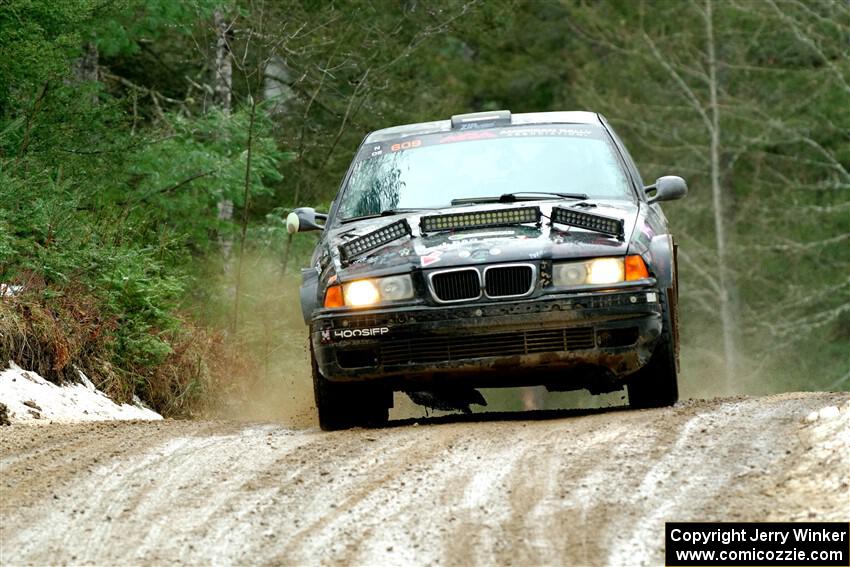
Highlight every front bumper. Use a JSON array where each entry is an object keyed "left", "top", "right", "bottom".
[{"left": 311, "top": 287, "right": 663, "bottom": 391}]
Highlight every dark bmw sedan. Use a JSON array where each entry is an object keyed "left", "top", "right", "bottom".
[{"left": 287, "top": 110, "right": 687, "bottom": 430}]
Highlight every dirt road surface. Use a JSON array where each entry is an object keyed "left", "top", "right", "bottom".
[{"left": 2, "top": 391, "right": 848, "bottom": 566}]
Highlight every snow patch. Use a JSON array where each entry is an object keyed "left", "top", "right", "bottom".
[
  {"left": 804, "top": 404, "right": 842, "bottom": 423},
  {"left": 0, "top": 361, "right": 162, "bottom": 423},
  {"left": 0, "top": 283, "right": 23, "bottom": 297}
]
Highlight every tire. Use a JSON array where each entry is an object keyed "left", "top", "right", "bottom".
[
  {"left": 627, "top": 287, "right": 680, "bottom": 409},
  {"left": 311, "top": 344, "right": 390, "bottom": 431}
]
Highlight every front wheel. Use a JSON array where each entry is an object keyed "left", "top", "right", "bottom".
[
  {"left": 311, "top": 347, "right": 390, "bottom": 431},
  {"left": 627, "top": 288, "right": 679, "bottom": 409}
]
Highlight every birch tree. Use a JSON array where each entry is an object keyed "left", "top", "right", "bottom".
[{"left": 213, "top": 6, "right": 235, "bottom": 262}]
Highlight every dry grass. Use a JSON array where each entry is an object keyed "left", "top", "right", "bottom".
[
  {"left": 0, "top": 277, "right": 254, "bottom": 418},
  {"left": 0, "top": 278, "right": 118, "bottom": 387},
  {"left": 136, "top": 319, "right": 256, "bottom": 417}
]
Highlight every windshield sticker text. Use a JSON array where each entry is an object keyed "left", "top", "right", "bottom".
[
  {"left": 390, "top": 140, "right": 421, "bottom": 152},
  {"left": 440, "top": 131, "right": 498, "bottom": 144},
  {"left": 499, "top": 127, "right": 593, "bottom": 137}
]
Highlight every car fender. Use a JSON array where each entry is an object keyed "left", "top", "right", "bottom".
[
  {"left": 648, "top": 233, "right": 675, "bottom": 291},
  {"left": 300, "top": 268, "right": 319, "bottom": 324}
]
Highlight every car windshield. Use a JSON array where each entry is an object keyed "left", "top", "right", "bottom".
[{"left": 337, "top": 125, "right": 634, "bottom": 220}]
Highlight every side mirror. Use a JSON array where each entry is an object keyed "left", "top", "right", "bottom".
[
  {"left": 645, "top": 176, "right": 688, "bottom": 204},
  {"left": 286, "top": 207, "right": 327, "bottom": 234}
]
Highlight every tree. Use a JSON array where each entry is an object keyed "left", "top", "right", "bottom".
[{"left": 563, "top": 0, "right": 850, "bottom": 391}]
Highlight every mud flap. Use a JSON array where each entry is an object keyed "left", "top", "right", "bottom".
[{"left": 671, "top": 239, "right": 680, "bottom": 372}]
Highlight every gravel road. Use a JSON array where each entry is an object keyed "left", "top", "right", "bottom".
[{"left": 2, "top": 391, "right": 848, "bottom": 566}]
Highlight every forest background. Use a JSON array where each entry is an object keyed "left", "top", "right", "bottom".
[{"left": 1, "top": 0, "right": 847, "bottom": 416}]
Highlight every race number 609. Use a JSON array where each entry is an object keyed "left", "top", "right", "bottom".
[{"left": 390, "top": 140, "right": 421, "bottom": 152}]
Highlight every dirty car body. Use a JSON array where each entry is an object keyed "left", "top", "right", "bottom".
[{"left": 290, "top": 110, "right": 687, "bottom": 430}]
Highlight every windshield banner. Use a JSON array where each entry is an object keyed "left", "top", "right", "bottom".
[{"left": 356, "top": 125, "right": 605, "bottom": 162}]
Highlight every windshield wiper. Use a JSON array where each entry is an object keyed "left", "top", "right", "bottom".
[
  {"left": 339, "top": 207, "right": 435, "bottom": 224},
  {"left": 451, "top": 191, "right": 588, "bottom": 205}
]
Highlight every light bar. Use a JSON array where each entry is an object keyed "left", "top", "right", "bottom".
[
  {"left": 550, "top": 207, "right": 624, "bottom": 240},
  {"left": 420, "top": 207, "right": 540, "bottom": 233},
  {"left": 339, "top": 219, "right": 411, "bottom": 262},
  {"left": 450, "top": 110, "right": 511, "bottom": 130}
]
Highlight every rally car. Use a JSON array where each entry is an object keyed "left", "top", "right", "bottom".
[{"left": 287, "top": 110, "right": 687, "bottom": 430}]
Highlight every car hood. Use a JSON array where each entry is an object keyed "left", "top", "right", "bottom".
[{"left": 326, "top": 201, "right": 641, "bottom": 280}]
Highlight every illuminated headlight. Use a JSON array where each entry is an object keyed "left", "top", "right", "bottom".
[
  {"left": 587, "top": 258, "right": 625, "bottom": 284},
  {"left": 343, "top": 275, "right": 414, "bottom": 307},
  {"left": 343, "top": 280, "right": 380, "bottom": 306},
  {"left": 553, "top": 258, "right": 625, "bottom": 286}
]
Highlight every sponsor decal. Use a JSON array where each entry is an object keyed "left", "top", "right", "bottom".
[
  {"left": 357, "top": 243, "right": 414, "bottom": 266},
  {"left": 332, "top": 327, "right": 389, "bottom": 340},
  {"left": 439, "top": 131, "right": 498, "bottom": 144},
  {"left": 321, "top": 330, "right": 332, "bottom": 343},
  {"left": 421, "top": 250, "right": 443, "bottom": 267}
]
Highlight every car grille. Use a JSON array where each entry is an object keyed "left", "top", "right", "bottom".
[
  {"left": 485, "top": 265, "right": 534, "bottom": 297},
  {"left": 430, "top": 269, "right": 480, "bottom": 302},
  {"left": 380, "top": 327, "right": 595, "bottom": 366}
]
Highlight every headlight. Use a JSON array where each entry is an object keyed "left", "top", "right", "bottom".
[
  {"left": 335, "top": 274, "right": 415, "bottom": 308},
  {"left": 378, "top": 275, "right": 414, "bottom": 301},
  {"left": 344, "top": 280, "right": 381, "bottom": 306},
  {"left": 553, "top": 257, "right": 625, "bottom": 286},
  {"left": 552, "top": 262, "right": 588, "bottom": 286},
  {"left": 586, "top": 258, "right": 624, "bottom": 284},
  {"left": 552, "top": 256, "right": 650, "bottom": 287}
]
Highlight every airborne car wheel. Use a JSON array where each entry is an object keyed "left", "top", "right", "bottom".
[
  {"left": 627, "top": 288, "right": 679, "bottom": 408},
  {"left": 311, "top": 347, "right": 390, "bottom": 431}
]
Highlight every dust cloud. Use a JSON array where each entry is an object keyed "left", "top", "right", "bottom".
[
  {"left": 201, "top": 251, "right": 317, "bottom": 428},
  {"left": 206, "top": 250, "right": 792, "bottom": 426},
  {"left": 205, "top": 250, "right": 628, "bottom": 425}
]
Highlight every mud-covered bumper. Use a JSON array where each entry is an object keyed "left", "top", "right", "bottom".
[{"left": 311, "top": 287, "right": 663, "bottom": 390}]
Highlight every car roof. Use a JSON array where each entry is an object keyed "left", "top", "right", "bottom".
[{"left": 364, "top": 111, "right": 603, "bottom": 143}]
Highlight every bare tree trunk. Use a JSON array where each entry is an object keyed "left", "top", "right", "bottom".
[
  {"left": 68, "top": 41, "right": 99, "bottom": 106},
  {"left": 213, "top": 9, "right": 232, "bottom": 114},
  {"left": 705, "top": 1, "right": 737, "bottom": 389},
  {"left": 263, "top": 55, "right": 294, "bottom": 114},
  {"left": 74, "top": 42, "right": 99, "bottom": 83},
  {"left": 213, "top": 9, "right": 234, "bottom": 266}
]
